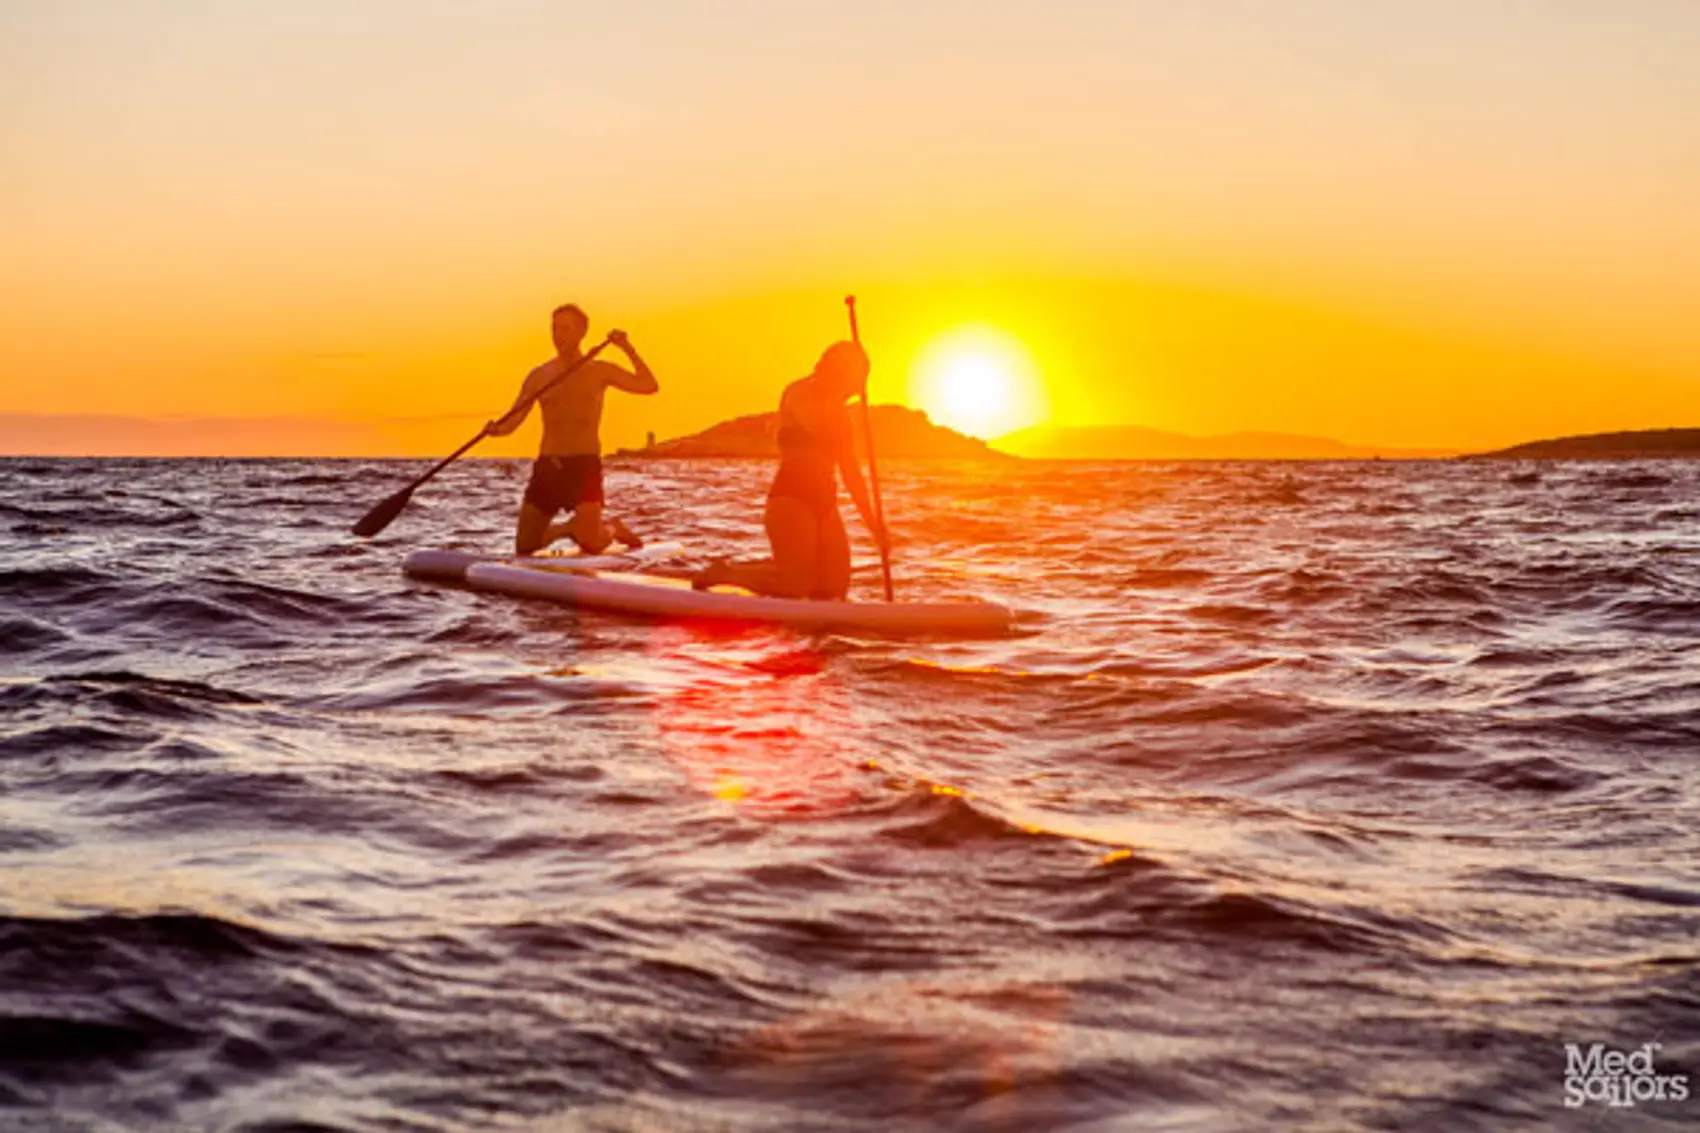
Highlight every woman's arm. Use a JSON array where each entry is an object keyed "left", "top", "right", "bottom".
[{"left": 836, "top": 414, "right": 888, "bottom": 548}]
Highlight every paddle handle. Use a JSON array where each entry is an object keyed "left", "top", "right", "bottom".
[{"left": 846, "top": 295, "right": 894, "bottom": 601}]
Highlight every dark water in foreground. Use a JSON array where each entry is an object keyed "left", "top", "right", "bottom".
[{"left": 1, "top": 456, "right": 1697, "bottom": 1131}]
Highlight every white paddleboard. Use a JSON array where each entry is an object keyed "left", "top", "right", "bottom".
[
  {"left": 461, "top": 564, "right": 1014, "bottom": 636},
  {"left": 402, "top": 542, "right": 683, "bottom": 584}
]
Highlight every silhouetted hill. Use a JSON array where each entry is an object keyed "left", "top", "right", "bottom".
[
  {"left": 1472, "top": 428, "right": 1700, "bottom": 460},
  {"left": 612, "top": 405, "right": 1009, "bottom": 460},
  {"left": 997, "top": 424, "right": 1455, "bottom": 460}
]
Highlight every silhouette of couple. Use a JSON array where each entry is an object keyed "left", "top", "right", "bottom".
[{"left": 486, "top": 304, "right": 888, "bottom": 601}]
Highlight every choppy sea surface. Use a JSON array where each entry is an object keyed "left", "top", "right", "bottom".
[{"left": 2, "top": 455, "right": 1697, "bottom": 1132}]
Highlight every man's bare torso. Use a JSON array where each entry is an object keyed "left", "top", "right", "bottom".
[{"left": 531, "top": 357, "right": 625, "bottom": 456}]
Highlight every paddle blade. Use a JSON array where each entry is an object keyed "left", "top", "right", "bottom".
[{"left": 351, "top": 486, "right": 413, "bottom": 538}]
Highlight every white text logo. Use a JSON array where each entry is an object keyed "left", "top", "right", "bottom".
[{"left": 1564, "top": 1042, "right": 1689, "bottom": 1109}]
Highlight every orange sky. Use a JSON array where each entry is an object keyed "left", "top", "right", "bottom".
[{"left": 3, "top": 1, "right": 1698, "bottom": 456}]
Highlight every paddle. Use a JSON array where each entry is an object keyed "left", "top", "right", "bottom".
[
  {"left": 351, "top": 337, "right": 614, "bottom": 538},
  {"left": 845, "top": 295, "right": 895, "bottom": 601}
]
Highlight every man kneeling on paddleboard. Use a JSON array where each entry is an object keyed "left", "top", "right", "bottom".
[
  {"left": 486, "top": 304, "right": 658, "bottom": 555},
  {"left": 693, "top": 341, "right": 889, "bottom": 600}
]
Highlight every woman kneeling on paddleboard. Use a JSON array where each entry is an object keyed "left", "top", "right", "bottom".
[{"left": 693, "top": 341, "right": 889, "bottom": 600}]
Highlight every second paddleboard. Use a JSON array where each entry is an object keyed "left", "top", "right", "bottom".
[{"left": 462, "top": 564, "right": 1013, "bottom": 636}]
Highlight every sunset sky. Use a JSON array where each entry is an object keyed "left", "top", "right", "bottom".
[{"left": 3, "top": 1, "right": 1698, "bottom": 456}]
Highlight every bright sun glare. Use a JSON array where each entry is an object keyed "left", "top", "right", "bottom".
[{"left": 909, "top": 326, "right": 1046, "bottom": 441}]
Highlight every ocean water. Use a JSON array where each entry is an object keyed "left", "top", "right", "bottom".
[{"left": 1, "top": 455, "right": 1697, "bottom": 1132}]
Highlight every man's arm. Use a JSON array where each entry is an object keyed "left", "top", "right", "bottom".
[
  {"left": 603, "top": 330, "right": 659, "bottom": 395},
  {"left": 486, "top": 368, "right": 547, "bottom": 436}
]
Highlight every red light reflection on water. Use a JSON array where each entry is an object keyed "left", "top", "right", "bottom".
[{"left": 650, "top": 626, "right": 870, "bottom": 818}]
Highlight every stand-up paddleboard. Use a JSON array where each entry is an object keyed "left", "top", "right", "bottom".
[
  {"left": 461, "top": 564, "right": 1014, "bottom": 636},
  {"left": 403, "top": 542, "right": 683, "bottom": 584}
]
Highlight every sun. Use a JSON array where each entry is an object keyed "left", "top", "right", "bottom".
[{"left": 909, "top": 325, "right": 1047, "bottom": 440}]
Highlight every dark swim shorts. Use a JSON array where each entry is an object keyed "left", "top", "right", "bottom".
[{"left": 523, "top": 454, "right": 604, "bottom": 517}]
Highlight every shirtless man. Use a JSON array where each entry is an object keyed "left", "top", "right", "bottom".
[{"left": 486, "top": 304, "right": 658, "bottom": 555}]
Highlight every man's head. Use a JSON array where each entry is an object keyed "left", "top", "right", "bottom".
[
  {"left": 814, "top": 340, "right": 870, "bottom": 399},
  {"left": 551, "top": 304, "right": 589, "bottom": 353}
]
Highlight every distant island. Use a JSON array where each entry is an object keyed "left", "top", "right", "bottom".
[
  {"left": 1471, "top": 428, "right": 1700, "bottom": 460},
  {"left": 9, "top": 413, "right": 1698, "bottom": 463},
  {"left": 995, "top": 424, "right": 1457, "bottom": 461},
  {"left": 611, "top": 404, "right": 1008, "bottom": 460}
]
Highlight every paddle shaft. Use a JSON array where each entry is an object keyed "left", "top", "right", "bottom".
[
  {"left": 396, "top": 422, "right": 497, "bottom": 502},
  {"left": 845, "top": 296, "right": 894, "bottom": 601}
]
